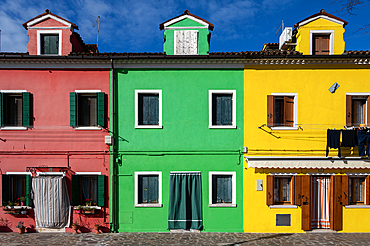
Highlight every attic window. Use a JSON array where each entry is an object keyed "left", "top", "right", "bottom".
[
  {"left": 37, "top": 30, "right": 62, "bottom": 55},
  {"left": 174, "top": 30, "right": 198, "bottom": 55},
  {"left": 309, "top": 30, "right": 334, "bottom": 55}
]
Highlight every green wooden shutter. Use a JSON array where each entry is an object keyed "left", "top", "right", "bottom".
[
  {"left": 22, "top": 92, "right": 31, "bottom": 127},
  {"left": 0, "top": 93, "right": 3, "bottom": 127},
  {"left": 97, "top": 92, "right": 105, "bottom": 128},
  {"left": 2, "top": 175, "right": 11, "bottom": 206},
  {"left": 149, "top": 95, "right": 159, "bottom": 125},
  {"left": 97, "top": 175, "right": 105, "bottom": 206},
  {"left": 70, "top": 92, "right": 78, "bottom": 127},
  {"left": 148, "top": 175, "right": 159, "bottom": 203},
  {"left": 25, "top": 174, "right": 32, "bottom": 206},
  {"left": 71, "top": 175, "right": 81, "bottom": 206}
]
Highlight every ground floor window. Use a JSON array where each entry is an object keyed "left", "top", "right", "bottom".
[
  {"left": 350, "top": 177, "right": 365, "bottom": 205},
  {"left": 209, "top": 172, "right": 236, "bottom": 207},
  {"left": 274, "top": 177, "right": 291, "bottom": 205},
  {"left": 71, "top": 174, "right": 105, "bottom": 207},
  {"left": 134, "top": 172, "right": 162, "bottom": 207},
  {"left": 2, "top": 174, "right": 32, "bottom": 206}
]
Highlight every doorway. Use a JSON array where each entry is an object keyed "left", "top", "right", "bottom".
[{"left": 311, "top": 176, "right": 331, "bottom": 229}]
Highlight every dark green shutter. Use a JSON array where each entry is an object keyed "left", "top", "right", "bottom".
[
  {"left": 2, "top": 175, "right": 11, "bottom": 206},
  {"left": 70, "top": 92, "right": 78, "bottom": 127},
  {"left": 97, "top": 175, "right": 105, "bottom": 206},
  {"left": 139, "top": 175, "right": 158, "bottom": 203},
  {"left": 213, "top": 94, "right": 232, "bottom": 126},
  {"left": 22, "top": 92, "right": 31, "bottom": 127},
  {"left": 71, "top": 175, "right": 81, "bottom": 206},
  {"left": 25, "top": 175, "right": 32, "bottom": 206},
  {"left": 149, "top": 95, "right": 159, "bottom": 125},
  {"left": 212, "top": 175, "right": 232, "bottom": 203},
  {"left": 0, "top": 93, "right": 3, "bottom": 127},
  {"left": 42, "top": 35, "right": 59, "bottom": 55},
  {"left": 148, "top": 175, "right": 159, "bottom": 203},
  {"left": 97, "top": 92, "right": 105, "bottom": 128}
]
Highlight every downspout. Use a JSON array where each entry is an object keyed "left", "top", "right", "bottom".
[{"left": 110, "top": 58, "right": 116, "bottom": 232}]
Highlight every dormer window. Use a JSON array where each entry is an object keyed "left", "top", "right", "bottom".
[
  {"left": 310, "top": 31, "right": 333, "bottom": 55},
  {"left": 37, "top": 30, "right": 62, "bottom": 55},
  {"left": 174, "top": 30, "right": 198, "bottom": 55}
]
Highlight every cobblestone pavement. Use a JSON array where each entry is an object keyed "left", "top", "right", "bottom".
[{"left": 1, "top": 232, "right": 370, "bottom": 245}]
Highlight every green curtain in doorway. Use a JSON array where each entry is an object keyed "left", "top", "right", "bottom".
[{"left": 168, "top": 172, "right": 202, "bottom": 230}]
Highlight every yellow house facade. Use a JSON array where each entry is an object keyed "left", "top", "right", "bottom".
[{"left": 244, "top": 10, "right": 370, "bottom": 233}]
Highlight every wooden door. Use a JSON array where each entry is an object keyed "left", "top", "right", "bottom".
[{"left": 301, "top": 175, "right": 311, "bottom": 231}]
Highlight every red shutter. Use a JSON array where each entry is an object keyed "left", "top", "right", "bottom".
[
  {"left": 267, "top": 95, "right": 274, "bottom": 127},
  {"left": 366, "top": 176, "right": 370, "bottom": 205},
  {"left": 266, "top": 175, "right": 274, "bottom": 206},
  {"left": 301, "top": 175, "right": 311, "bottom": 231},
  {"left": 284, "top": 96, "right": 294, "bottom": 127},
  {"left": 333, "top": 175, "right": 343, "bottom": 231},
  {"left": 367, "top": 96, "right": 370, "bottom": 127},
  {"left": 342, "top": 175, "right": 349, "bottom": 206},
  {"left": 346, "top": 95, "right": 352, "bottom": 127},
  {"left": 293, "top": 175, "right": 302, "bottom": 206}
]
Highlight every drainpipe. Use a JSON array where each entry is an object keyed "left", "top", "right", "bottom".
[{"left": 110, "top": 58, "right": 116, "bottom": 233}]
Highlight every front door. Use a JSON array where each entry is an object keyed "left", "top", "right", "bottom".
[
  {"left": 311, "top": 176, "right": 331, "bottom": 229},
  {"left": 168, "top": 172, "right": 202, "bottom": 230}
]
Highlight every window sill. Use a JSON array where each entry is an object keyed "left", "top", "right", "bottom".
[
  {"left": 270, "top": 127, "right": 298, "bottom": 131},
  {"left": 209, "top": 204, "right": 236, "bottom": 207},
  {"left": 1, "top": 127, "right": 27, "bottom": 130},
  {"left": 73, "top": 206, "right": 101, "bottom": 210},
  {"left": 135, "top": 125, "right": 163, "bottom": 129},
  {"left": 135, "top": 204, "right": 163, "bottom": 208},
  {"left": 4, "top": 206, "right": 32, "bottom": 210},
  {"left": 345, "top": 205, "right": 370, "bottom": 208},
  {"left": 269, "top": 205, "right": 298, "bottom": 209},
  {"left": 209, "top": 125, "right": 236, "bottom": 129},
  {"left": 74, "top": 127, "right": 102, "bottom": 130}
]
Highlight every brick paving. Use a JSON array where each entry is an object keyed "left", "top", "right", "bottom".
[{"left": 1, "top": 232, "right": 370, "bottom": 245}]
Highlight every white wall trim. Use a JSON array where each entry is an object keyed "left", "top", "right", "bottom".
[
  {"left": 1, "top": 90, "right": 27, "bottom": 93},
  {"left": 209, "top": 171, "right": 236, "bottom": 206},
  {"left": 0, "top": 127, "right": 28, "bottom": 130},
  {"left": 36, "top": 172, "right": 65, "bottom": 176},
  {"left": 74, "top": 126, "right": 102, "bottom": 130},
  {"left": 75, "top": 90, "right": 102, "bottom": 93},
  {"left": 270, "top": 93, "right": 298, "bottom": 130},
  {"left": 347, "top": 93, "right": 370, "bottom": 96},
  {"left": 28, "top": 27, "right": 70, "bottom": 30},
  {"left": 6, "top": 172, "right": 32, "bottom": 175},
  {"left": 298, "top": 15, "right": 345, "bottom": 28},
  {"left": 74, "top": 172, "right": 102, "bottom": 175},
  {"left": 166, "top": 26, "right": 208, "bottom": 30},
  {"left": 163, "top": 15, "right": 209, "bottom": 29},
  {"left": 270, "top": 205, "right": 298, "bottom": 209},
  {"left": 37, "top": 30, "right": 62, "bottom": 56},
  {"left": 135, "top": 90, "right": 162, "bottom": 129},
  {"left": 27, "top": 14, "right": 72, "bottom": 29},
  {"left": 309, "top": 30, "right": 334, "bottom": 55},
  {"left": 209, "top": 90, "right": 236, "bottom": 129},
  {"left": 134, "top": 171, "right": 162, "bottom": 207}
]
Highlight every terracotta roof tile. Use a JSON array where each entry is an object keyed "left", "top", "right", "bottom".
[
  {"left": 294, "top": 9, "right": 348, "bottom": 28},
  {"left": 22, "top": 9, "right": 78, "bottom": 30},
  {"left": 159, "top": 10, "right": 214, "bottom": 31}
]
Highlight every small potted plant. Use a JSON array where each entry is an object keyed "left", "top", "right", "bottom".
[
  {"left": 75, "top": 205, "right": 82, "bottom": 214},
  {"left": 19, "top": 197, "right": 26, "bottom": 206},
  {"left": 94, "top": 219, "right": 101, "bottom": 234},
  {"left": 72, "top": 221, "right": 79, "bottom": 234},
  {"left": 85, "top": 198, "right": 92, "bottom": 207},
  {"left": 15, "top": 221, "right": 25, "bottom": 234},
  {"left": 83, "top": 206, "right": 96, "bottom": 214}
]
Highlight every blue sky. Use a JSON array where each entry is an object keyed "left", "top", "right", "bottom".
[{"left": 0, "top": 0, "right": 369, "bottom": 53}]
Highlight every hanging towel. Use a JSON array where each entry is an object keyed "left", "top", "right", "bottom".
[
  {"left": 341, "top": 130, "right": 358, "bottom": 147},
  {"left": 326, "top": 129, "right": 341, "bottom": 157}
]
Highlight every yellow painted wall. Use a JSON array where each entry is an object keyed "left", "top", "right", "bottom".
[
  {"left": 243, "top": 65, "right": 370, "bottom": 232},
  {"left": 295, "top": 18, "right": 345, "bottom": 55}
]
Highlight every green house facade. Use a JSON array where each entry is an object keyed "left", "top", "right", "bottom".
[{"left": 111, "top": 9, "right": 244, "bottom": 233}]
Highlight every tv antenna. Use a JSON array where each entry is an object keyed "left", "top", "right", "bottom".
[
  {"left": 275, "top": 20, "right": 284, "bottom": 36},
  {"left": 93, "top": 16, "right": 101, "bottom": 48}
]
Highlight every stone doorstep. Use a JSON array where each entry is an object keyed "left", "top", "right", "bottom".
[
  {"left": 306, "top": 229, "right": 337, "bottom": 233},
  {"left": 36, "top": 227, "right": 66, "bottom": 233},
  {"left": 170, "top": 229, "right": 201, "bottom": 233}
]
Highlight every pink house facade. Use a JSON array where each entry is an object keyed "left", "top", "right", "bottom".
[{"left": 0, "top": 10, "right": 111, "bottom": 233}]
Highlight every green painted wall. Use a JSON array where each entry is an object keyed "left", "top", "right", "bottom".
[
  {"left": 114, "top": 68, "right": 244, "bottom": 232},
  {"left": 163, "top": 18, "right": 210, "bottom": 55}
]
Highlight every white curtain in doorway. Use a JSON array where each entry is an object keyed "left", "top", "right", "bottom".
[
  {"left": 32, "top": 176, "right": 71, "bottom": 228},
  {"left": 311, "top": 176, "right": 330, "bottom": 229}
]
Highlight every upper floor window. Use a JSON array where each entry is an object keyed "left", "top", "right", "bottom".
[
  {"left": 267, "top": 93, "right": 298, "bottom": 129},
  {"left": 310, "top": 30, "right": 334, "bottom": 55},
  {"left": 209, "top": 90, "right": 236, "bottom": 129},
  {"left": 0, "top": 91, "right": 31, "bottom": 129},
  {"left": 346, "top": 94, "right": 370, "bottom": 127},
  {"left": 174, "top": 30, "right": 198, "bottom": 55},
  {"left": 70, "top": 90, "right": 105, "bottom": 129},
  {"left": 135, "top": 90, "right": 162, "bottom": 129},
  {"left": 37, "top": 30, "right": 62, "bottom": 56}
]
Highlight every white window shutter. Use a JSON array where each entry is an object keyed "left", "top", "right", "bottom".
[{"left": 175, "top": 30, "right": 198, "bottom": 55}]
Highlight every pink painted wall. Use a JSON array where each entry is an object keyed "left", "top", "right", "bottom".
[
  {"left": 27, "top": 28, "right": 73, "bottom": 55},
  {"left": 0, "top": 69, "right": 111, "bottom": 232}
]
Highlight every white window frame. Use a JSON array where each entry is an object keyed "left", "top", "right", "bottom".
[
  {"left": 209, "top": 171, "right": 236, "bottom": 207},
  {"left": 174, "top": 30, "right": 199, "bottom": 55},
  {"left": 135, "top": 90, "right": 162, "bottom": 129},
  {"left": 0, "top": 90, "right": 28, "bottom": 130},
  {"left": 134, "top": 171, "right": 162, "bottom": 207},
  {"left": 346, "top": 93, "right": 370, "bottom": 128},
  {"left": 270, "top": 93, "right": 298, "bottom": 130},
  {"left": 209, "top": 90, "right": 236, "bottom": 129},
  {"left": 37, "top": 30, "right": 62, "bottom": 56},
  {"left": 73, "top": 90, "right": 102, "bottom": 130},
  {"left": 309, "top": 30, "right": 334, "bottom": 55}
]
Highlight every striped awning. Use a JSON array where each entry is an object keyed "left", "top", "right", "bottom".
[{"left": 246, "top": 157, "right": 370, "bottom": 169}]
